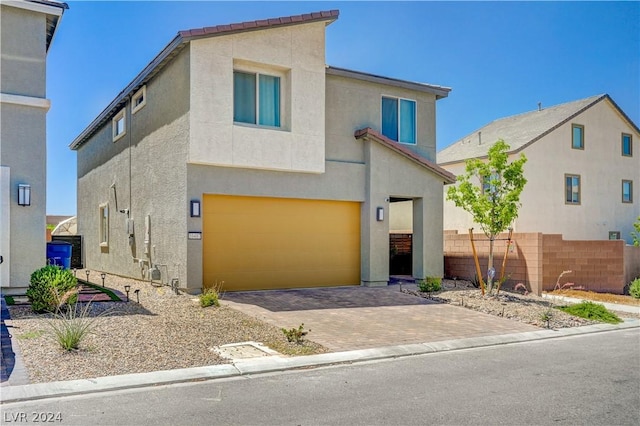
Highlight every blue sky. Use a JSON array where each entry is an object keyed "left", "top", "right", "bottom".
[{"left": 46, "top": 1, "right": 639, "bottom": 215}]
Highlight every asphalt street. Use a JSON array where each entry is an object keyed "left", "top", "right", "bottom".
[{"left": 2, "top": 328, "right": 639, "bottom": 425}]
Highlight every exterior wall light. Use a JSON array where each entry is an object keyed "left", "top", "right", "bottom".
[
  {"left": 376, "top": 207, "right": 384, "bottom": 222},
  {"left": 18, "top": 184, "right": 31, "bottom": 206},
  {"left": 190, "top": 200, "right": 201, "bottom": 217}
]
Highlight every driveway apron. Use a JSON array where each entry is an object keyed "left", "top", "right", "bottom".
[{"left": 223, "top": 285, "right": 539, "bottom": 352}]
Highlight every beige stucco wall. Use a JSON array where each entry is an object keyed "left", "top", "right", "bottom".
[
  {"left": 0, "top": 3, "right": 58, "bottom": 292},
  {"left": 442, "top": 99, "right": 640, "bottom": 244},
  {"left": 189, "top": 21, "right": 327, "bottom": 174},
  {"left": 77, "top": 48, "right": 190, "bottom": 287}
]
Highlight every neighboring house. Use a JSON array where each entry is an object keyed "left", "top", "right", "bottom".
[
  {"left": 0, "top": 0, "right": 68, "bottom": 294},
  {"left": 439, "top": 94, "right": 640, "bottom": 244},
  {"left": 70, "top": 10, "right": 455, "bottom": 293}
]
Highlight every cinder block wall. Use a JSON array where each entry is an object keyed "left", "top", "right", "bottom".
[
  {"left": 443, "top": 231, "right": 543, "bottom": 294},
  {"left": 444, "top": 231, "right": 633, "bottom": 295},
  {"left": 542, "top": 235, "right": 624, "bottom": 293}
]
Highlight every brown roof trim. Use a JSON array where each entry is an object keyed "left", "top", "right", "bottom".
[
  {"left": 354, "top": 128, "right": 456, "bottom": 184},
  {"left": 70, "top": 10, "right": 339, "bottom": 150},
  {"left": 179, "top": 10, "right": 338, "bottom": 39}
]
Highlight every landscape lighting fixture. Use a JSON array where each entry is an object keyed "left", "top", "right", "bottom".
[
  {"left": 124, "top": 285, "right": 131, "bottom": 302},
  {"left": 100, "top": 273, "right": 106, "bottom": 287},
  {"left": 85, "top": 270, "right": 90, "bottom": 283}
]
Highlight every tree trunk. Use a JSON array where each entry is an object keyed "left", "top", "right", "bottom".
[{"left": 487, "top": 237, "right": 495, "bottom": 295}]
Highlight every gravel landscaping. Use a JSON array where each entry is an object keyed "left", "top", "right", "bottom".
[
  {"left": 403, "top": 279, "right": 639, "bottom": 328},
  {"left": 7, "top": 272, "right": 327, "bottom": 384},
  {"left": 5, "top": 274, "right": 637, "bottom": 385}
]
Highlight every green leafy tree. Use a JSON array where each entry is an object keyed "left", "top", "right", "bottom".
[
  {"left": 446, "top": 140, "right": 527, "bottom": 295},
  {"left": 631, "top": 216, "right": 640, "bottom": 247}
]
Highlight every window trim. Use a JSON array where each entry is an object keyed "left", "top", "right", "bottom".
[
  {"left": 622, "top": 133, "right": 633, "bottom": 157},
  {"left": 132, "top": 85, "right": 146, "bottom": 115},
  {"left": 112, "top": 108, "right": 126, "bottom": 142},
  {"left": 571, "top": 124, "right": 584, "bottom": 150},
  {"left": 381, "top": 95, "right": 417, "bottom": 145},
  {"left": 233, "top": 70, "right": 282, "bottom": 129},
  {"left": 99, "top": 203, "right": 109, "bottom": 247},
  {"left": 564, "top": 173, "right": 581, "bottom": 205},
  {"left": 622, "top": 179, "right": 633, "bottom": 203}
]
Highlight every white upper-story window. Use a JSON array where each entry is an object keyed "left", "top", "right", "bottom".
[
  {"left": 233, "top": 71, "right": 281, "bottom": 128},
  {"left": 132, "top": 86, "right": 146, "bottom": 115},
  {"left": 112, "top": 108, "right": 126, "bottom": 142},
  {"left": 381, "top": 96, "right": 416, "bottom": 144}
]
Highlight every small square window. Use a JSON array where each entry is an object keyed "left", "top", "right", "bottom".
[
  {"left": 608, "top": 231, "right": 621, "bottom": 240},
  {"left": 565, "top": 174, "right": 581, "bottom": 205},
  {"left": 622, "top": 133, "right": 632, "bottom": 157},
  {"left": 571, "top": 124, "right": 584, "bottom": 150},
  {"left": 112, "top": 108, "right": 126, "bottom": 142},
  {"left": 382, "top": 96, "right": 416, "bottom": 144},
  {"left": 99, "top": 203, "right": 109, "bottom": 247},
  {"left": 132, "top": 86, "right": 146, "bottom": 114},
  {"left": 622, "top": 180, "right": 633, "bottom": 203},
  {"left": 233, "top": 71, "right": 281, "bottom": 128}
]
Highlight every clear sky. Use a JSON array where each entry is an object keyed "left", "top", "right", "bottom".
[{"left": 45, "top": 1, "right": 639, "bottom": 215}]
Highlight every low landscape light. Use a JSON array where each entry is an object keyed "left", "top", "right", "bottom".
[
  {"left": 124, "top": 285, "right": 131, "bottom": 302},
  {"left": 100, "top": 272, "right": 106, "bottom": 287}
]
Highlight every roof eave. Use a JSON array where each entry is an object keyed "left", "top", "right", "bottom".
[
  {"left": 327, "top": 66, "right": 451, "bottom": 99},
  {"left": 355, "top": 128, "right": 456, "bottom": 184}
]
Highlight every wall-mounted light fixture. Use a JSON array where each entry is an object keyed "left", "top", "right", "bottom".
[
  {"left": 18, "top": 184, "right": 31, "bottom": 206},
  {"left": 376, "top": 207, "right": 384, "bottom": 222},
  {"left": 190, "top": 200, "right": 201, "bottom": 217}
]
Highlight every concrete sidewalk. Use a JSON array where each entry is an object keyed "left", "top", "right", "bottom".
[{"left": 2, "top": 319, "right": 638, "bottom": 404}]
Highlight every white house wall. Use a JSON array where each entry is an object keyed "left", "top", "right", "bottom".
[{"left": 189, "top": 21, "right": 327, "bottom": 173}]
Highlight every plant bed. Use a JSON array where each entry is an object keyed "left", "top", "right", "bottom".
[{"left": 547, "top": 289, "right": 640, "bottom": 306}]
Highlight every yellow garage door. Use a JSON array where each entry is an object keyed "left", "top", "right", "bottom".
[{"left": 203, "top": 195, "right": 361, "bottom": 291}]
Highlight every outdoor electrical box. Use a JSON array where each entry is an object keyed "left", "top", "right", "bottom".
[{"left": 126, "top": 218, "right": 135, "bottom": 235}]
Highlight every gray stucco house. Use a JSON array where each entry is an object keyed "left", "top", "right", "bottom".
[
  {"left": 70, "top": 10, "right": 455, "bottom": 293},
  {"left": 1, "top": 0, "right": 68, "bottom": 294}
]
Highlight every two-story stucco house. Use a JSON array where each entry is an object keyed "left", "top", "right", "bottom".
[
  {"left": 70, "top": 11, "right": 455, "bottom": 294},
  {"left": 439, "top": 94, "right": 640, "bottom": 244},
  {"left": 1, "top": 0, "right": 67, "bottom": 294}
]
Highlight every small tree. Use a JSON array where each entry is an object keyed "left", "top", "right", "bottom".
[
  {"left": 632, "top": 216, "right": 640, "bottom": 247},
  {"left": 446, "top": 140, "right": 527, "bottom": 295}
]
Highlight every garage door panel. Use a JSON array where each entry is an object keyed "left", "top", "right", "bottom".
[{"left": 203, "top": 195, "right": 360, "bottom": 291}]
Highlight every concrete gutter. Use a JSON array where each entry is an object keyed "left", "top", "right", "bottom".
[
  {"left": 1, "top": 319, "right": 638, "bottom": 404},
  {"left": 542, "top": 293, "right": 640, "bottom": 315}
]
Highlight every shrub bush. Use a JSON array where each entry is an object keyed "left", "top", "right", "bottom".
[
  {"left": 558, "top": 301, "right": 622, "bottom": 324},
  {"left": 282, "top": 323, "right": 308, "bottom": 344},
  {"left": 630, "top": 278, "right": 640, "bottom": 299},
  {"left": 199, "top": 287, "right": 220, "bottom": 308},
  {"left": 27, "top": 265, "right": 77, "bottom": 313},
  {"left": 417, "top": 276, "right": 442, "bottom": 293},
  {"left": 48, "top": 301, "right": 104, "bottom": 351}
]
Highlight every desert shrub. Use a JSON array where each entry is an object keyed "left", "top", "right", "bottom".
[
  {"left": 48, "top": 301, "right": 105, "bottom": 351},
  {"left": 629, "top": 278, "right": 640, "bottom": 299},
  {"left": 199, "top": 287, "right": 220, "bottom": 308},
  {"left": 417, "top": 276, "right": 442, "bottom": 293},
  {"left": 27, "top": 265, "right": 77, "bottom": 313},
  {"left": 282, "top": 323, "right": 308, "bottom": 344},
  {"left": 558, "top": 301, "right": 622, "bottom": 324}
]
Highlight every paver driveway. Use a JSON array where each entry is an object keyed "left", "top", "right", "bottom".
[{"left": 223, "top": 285, "right": 539, "bottom": 352}]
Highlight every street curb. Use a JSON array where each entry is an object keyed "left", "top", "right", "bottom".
[{"left": 1, "top": 319, "right": 638, "bottom": 404}]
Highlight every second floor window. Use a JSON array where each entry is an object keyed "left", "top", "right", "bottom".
[
  {"left": 234, "top": 71, "right": 280, "bottom": 127},
  {"left": 382, "top": 96, "right": 416, "bottom": 144},
  {"left": 622, "top": 133, "right": 632, "bottom": 157},
  {"left": 571, "top": 124, "right": 584, "bottom": 150}
]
